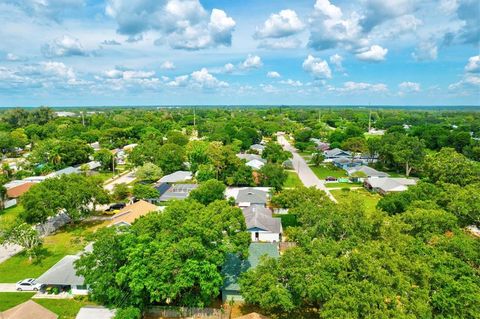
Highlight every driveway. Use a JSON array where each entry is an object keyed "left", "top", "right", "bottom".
[
  {"left": 278, "top": 134, "right": 337, "bottom": 203},
  {"left": 0, "top": 244, "right": 22, "bottom": 264},
  {"left": 103, "top": 170, "right": 136, "bottom": 192},
  {"left": 0, "top": 283, "right": 19, "bottom": 292}
]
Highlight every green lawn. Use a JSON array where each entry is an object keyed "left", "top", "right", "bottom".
[
  {"left": 0, "top": 292, "right": 36, "bottom": 311},
  {"left": 310, "top": 164, "right": 347, "bottom": 179},
  {"left": 325, "top": 182, "right": 362, "bottom": 188},
  {"left": 94, "top": 171, "right": 115, "bottom": 182},
  {"left": 0, "top": 221, "right": 103, "bottom": 282},
  {"left": 273, "top": 213, "right": 299, "bottom": 228},
  {"left": 0, "top": 205, "right": 25, "bottom": 228},
  {"left": 331, "top": 189, "right": 381, "bottom": 214},
  {"left": 36, "top": 298, "right": 97, "bottom": 319},
  {"left": 284, "top": 171, "right": 303, "bottom": 188}
]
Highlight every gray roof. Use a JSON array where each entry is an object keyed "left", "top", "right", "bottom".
[
  {"left": 324, "top": 148, "right": 351, "bottom": 158},
  {"left": 365, "top": 177, "right": 417, "bottom": 192},
  {"left": 76, "top": 307, "right": 115, "bottom": 319},
  {"left": 333, "top": 157, "right": 364, "bottom": 165},
  {"left": 237, "top": 153, "right": 266, "bottom": 163},
  {"left": 159, "top": 183, "right": 198, "bottom": 201},
  {"left": 222, "top": 243, "right": 279, "bottom": 292},
  {"left": 47, "top": 166, "right": 79, "bottom": 178},
  {"left": 36, "top": 255, "right": 84, "bottom": 286},
  {"left": 250, "top": 144, "right": 265, "bottom": 151},
  {"left": 158, "top": 171, "right": 192, "bottom": 183},
  {"left": 236, "top": 188, "right": 267, "bottom": 205},
  {"left": 346, "top": 165, "right": 389, "bottom": 177},
  {"left": 242, "top": 205, "right": 282, "bottom": 233}
]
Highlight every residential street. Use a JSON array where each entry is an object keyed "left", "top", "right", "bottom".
[
  {"left": 0, "top": 244, "right": 22, "bottom": 264},
  {"left": 277, "top": 133, "right": 337, "bottom": 203},
  {"left": 103, "top": 170, "right": 136, "bottom": 192}
]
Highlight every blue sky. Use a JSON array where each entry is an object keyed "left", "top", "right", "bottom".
[{"left": 0, "top": 0, "right": 479, "bottom": 106}]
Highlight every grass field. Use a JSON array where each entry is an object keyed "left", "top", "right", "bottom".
[
  {"left": 0, "top": 221, "right": 104, "bottom": 282},
  {"left": 331, "top": 189, "right": 381, "bottom": 214},
  {"left": 36, "top": 298, "right": 97, "bottom": 319},
  {"left": 325, "top": 182, "right": 362, "bottom": 188},
  {"left": 0, "top": 292, "right": 36, "bottom": 311},
  {"left": 310, "top": 164, "right": 347, "bottom": 179},
  {"left": 0, "top": 205, "right": 25, "bottom": 228},
  {"left": 284, "top": 171, "right": 303, "bottom": 188}
]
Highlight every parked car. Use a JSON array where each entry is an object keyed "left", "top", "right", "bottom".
[
  {"left": 105, "top": 203, "right": 126, "bottom": 212},
  {"left": 16, "top": 278, "right": 43, "bottom": 291},
  {"left": 325, "top": 176, "right": 337, "bottom": 182}
]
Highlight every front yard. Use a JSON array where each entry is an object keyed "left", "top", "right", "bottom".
[
  {"left": 284, "top": 171, "right": 303, "bottom": 188},
  {"left": 325, "top": 182, "right": 362, "bottom": 188},
  {"left": 331, "top": 188, "right": 381, "bottom": 214},
  {"left": 0, "top": 292, "right": 36, "bottom": 311},
  {"left": 310, "top": 164, "right": 347, "bottom": 179},
  {"left": 0, "top": 221, "right": 105, "bottom": 282},
  {"left": 0, "top": 205, "right": 25, "bottom": 228}
]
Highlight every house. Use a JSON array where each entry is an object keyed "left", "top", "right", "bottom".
[
  {"left": 123, "top": 143, "right": 138, "bottom": 152},
  {"left": 5, "top": 182, "right": 35, "bottom": 206},
  {"left": 158, "top": 171, "right": 192, "bottom": 183},
  {"left": 242, "top": 205, "right": 282, "bottom": 242},
  {"left": 222, "top": 243, "right": 279, "bottom": 302},
  {"left": 89, "top": 142, "right": 101, "bottom": 152},
  {"left": 1, "top": 300, "right": 58, "bottom": 319},
  {"left": 159, "top": 183, "right": 198, "bottom": 202},
  {"left": 237, "top": 153, "right": 264, "bottom": 163},
  {"left": 76, "top": 306, "right": 115, "bottom": 319},
  {"left": 76, "top": 161, "right": 101, "bottom": 172},
  {"left": 55, "top": 111, "right": 76, "bottom": 117},
  {"left": 324, "top": 148, "right": 351, "bottom": 159},
  {"left": 234, "top": 188, "right": 268, "bottom": 207},
  {"left": 246, "top": 159, "right": 265, "bottom": 170},
  {"left": 332, "top": 157, "right": 365, "bottom": 169},
  {"left": 250, "top": 144, "right": 265, "bottom": 154},
  {"left": 36, "top": 255, "right": 87, "bottom": 295},
  {"left": 23, "top": 176, "right": 48, "bottom": 183},
  {"left": 46, "top": 166, "right": 79, "bottom": 179},
  {"left": 346, "top": 165, "right": 389, "bottom": 182},
  {"left": 109, "top": 200, "right": 159, "bottom": 226},
  {"left": 364, "top": 177, "right": 417, "bottom": 195}
]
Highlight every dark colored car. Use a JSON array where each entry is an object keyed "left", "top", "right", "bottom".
[{"left": 106, "top": 203, "right": 126, "bottom": 211}]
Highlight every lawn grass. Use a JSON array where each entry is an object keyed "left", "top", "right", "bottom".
[
  {"left": 94, "top": 171, "right": 115, "bottom": 182},
  {"left": 0, "top": 221, "right": 103, "bottom": 282},
  {"left": 284, "top": 171, "right": 303, "bottom": 188},
  {"left": 35, "top": 298, "right": 97, "bottom": 319},
  {"left": 273, "top": 213, "right": 299, "bottom": 228},
  {"left": 0, "top": 292, "right": 36, "bottom": 311},
  {"left": 0, "top": 205, "right": 25, "bottom": 228},
  {"left": 310, "top": 164, "right": 347, "bottom": 179},
  {"left": 325, "top": 182, "right": 362, "bottom": 188},
  {"left": 331, "top": 188, "right": 381, "bottom": 214}
]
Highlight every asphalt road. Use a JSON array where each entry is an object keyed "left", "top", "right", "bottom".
[{"left": 277, "top": 134, "right": 337, "bottom": 203}]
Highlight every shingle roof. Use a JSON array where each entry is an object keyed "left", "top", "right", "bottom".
[
  {"left": 109, "top": 200, "right": 159, "bottom": 226},
  {"left": 237, "top": 153, "right": 265, "bottom": 163},
  {"left": 246, "top": 159, "right": 265, "bottom": 170},
  {"left": 324, "top": 148, "right": 351, "bottom": 158},
  {"left": 236, "top": 188, "right": 267, "bottom": 205},
  {"left": 366, "top": 177, "right": 417, "bottom": 192},
  {"left": 222, "top": 243, "right": 279, "bottom": 291},
  {"left": 346, "top": 165, "right": 389, "bottom": 177},
  {"left": 242, "top": 205, "right": 282, "bottom": 233},
  {"left": 36, "top": 255, "right": 84, "bottom": 286},
  {"left": 6, "top": 182, "right": 35, "bottom": 198},
  {"left": 158, "top": 171, "right": 192, "bottom": 183},
  {"left": 159, "top": 183, "right": 198, "bottom": 201},
  {"left": 1, "top": 300, "right": 58, "bottom": 319}
]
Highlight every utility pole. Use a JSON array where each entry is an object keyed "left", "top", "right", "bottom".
[{"left": 81, "top": 111, "right": 85, "bottom": 127}]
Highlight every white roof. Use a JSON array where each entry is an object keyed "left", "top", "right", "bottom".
[
  {"left": 346, "top": 165, "right": 389, "bottom": 177},
  {"left": 76, "top": 307, "right": 115, "bottom": 319},
  {"left": 158, "top": 171, "right": 192, "bottom": 183},
  {"left": 3, "top": 180, "right": 29, "bottom": 189},
  {"left": 246, "top": 159, "right": 265, "bottom": 170},
  {"left": 366, "top": 177, "right": 417, "bottom": 192}
]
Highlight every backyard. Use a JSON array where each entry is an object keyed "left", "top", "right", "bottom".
[{"left": 330, "top": 188, "right": 382, "bottom": 214}]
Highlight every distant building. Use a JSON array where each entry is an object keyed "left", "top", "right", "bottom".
[
  {"left": 364, "top": 177, "right": 417, "bottom": 195},
  {"left": 250, "top": 144, "right": 265, "bottom": 154},
  {"left": 237, "top": 153, "right": 265, "bottom": 163},
  {"left": 324, "top": 148, "right": 351, "bottom": 159},
  {"left": 221, "top": 243, "right": 279, "bottom": 302},
  {"left": 109, "top": 200, "right": 159, "bottom": 227},
  {"left": 158, "top": 183, "right": 198, "bottom": 202},
  {"left": 246, "top": 159, "right": 265, "bottom": 170},
  {"left": 158, "top": 171, "right": 192, "bottom": 183},
  {"left": 332, "top": 157, "right": 365, "bottom": 169}
]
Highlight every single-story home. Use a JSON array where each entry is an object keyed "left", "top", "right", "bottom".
[
  {"left": 123, "top": 143, "right": 138, "bottom": 152},
  {"left": 364, "top": 177, "right": 417, "bottom": 195},
  {"left": 324, "top": 148, "right": 351, "bottom": 159},
  {"left": 1, "top": 300, "right": 58, "bottom": 319},
  {"left": 76, "top": 161, "right": 101, "bottom": 172},
  {"left": 233, "top": 188, "right": 268, "bottom": 207},
  {"left": 250, "top": 144, "right": 265, "bottom": 154},
  {"left": 76, "top": 306, "right": 115, "bottom": 319},
  {"left": 159, "top": 183, "right": 198, "bottom": 202},
  {"left": 222, "top": 243, "right": 279, "bottom": 302},
  {"left": 5, "top": 181, "right": 34, "bottom": 199},
  {"left": 237, "top": 153, "right": 265, "bottom": 163},
  {"left": 242, "top": 205, "right": 282, "bottom": 242},
  {"left": 109, "top": 200, "right": 159, "bottom": 227},
  {"left": 36, "top": 255, "right": 87, "bottom": 295},
  {"left": 246, "top": 159, "right": 265, "bottom": 170},
  {"left": 158, "top": 171, "right": 192, "bottom": 183},
  {"left": 46, "top": 166, "right": 79, "bottom": 179},
  {"left": 332, "top": 157, "right": 365, "bottom": 169},
  {"left": 346, "top": 165, "right": 389, "bottom": 182},
  {"left": 22, "top": 176, "right": 48, "bottom": 183}
]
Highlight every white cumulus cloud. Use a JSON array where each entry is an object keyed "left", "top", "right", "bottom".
[
  {"left": 356, "top": 45, "right": 388, "bottom": 62},
  {"left": 255, "top": 9, "right": 304, "bottom": 38},
  {"left": 399, "top": 81, "right": 421, "bottom": 92},
  {"left": 302, "top": 55, "right": 332, "bottom": 79},
  {"left": 42, "top": 35, "right": 88, "bottom": 58},
  {"left": 241, "top": 55, "right": 263, "bottom": 69},
  {"left": 465, "top": 55, "right": 480, "bottom": 73},
  {"left": 160, "top": 61, "right": 176, "bottom": 70},
  {"left": 267, "top": 71, "right": 281, "bottom": 78}
]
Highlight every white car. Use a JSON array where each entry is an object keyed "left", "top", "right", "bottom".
[{"left": 16, "top": 278, "right": 43, "bottom": 291}]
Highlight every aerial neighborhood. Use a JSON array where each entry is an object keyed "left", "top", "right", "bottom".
[{"left": 0, "top": 107, "right": 479, "bottom": 319}]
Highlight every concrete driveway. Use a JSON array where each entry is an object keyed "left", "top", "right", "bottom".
[
  {"left": 0, "top": 283, "right": 20, "bottom": 292},
  {"left": 103, "top": 170, "right": 136, "bottom": 192},
  {"left": 278, "top": 134, "right": 337, "bottom": 203},
  {"left": 0, "top": 244, "right": 22, "bottom": 264}
]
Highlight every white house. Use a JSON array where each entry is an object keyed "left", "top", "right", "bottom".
[
  {"left": 242, "top": 205, "right": 282, "bottom": 242},
  {"left": 346, "top": 165, "right": 389, "bottom": 182},
  {"left": 245, "top": 159, "right": 265, "bottom": 170},
  {"left": 364, "top": 177, "right": 417, "bottom": 195}
]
